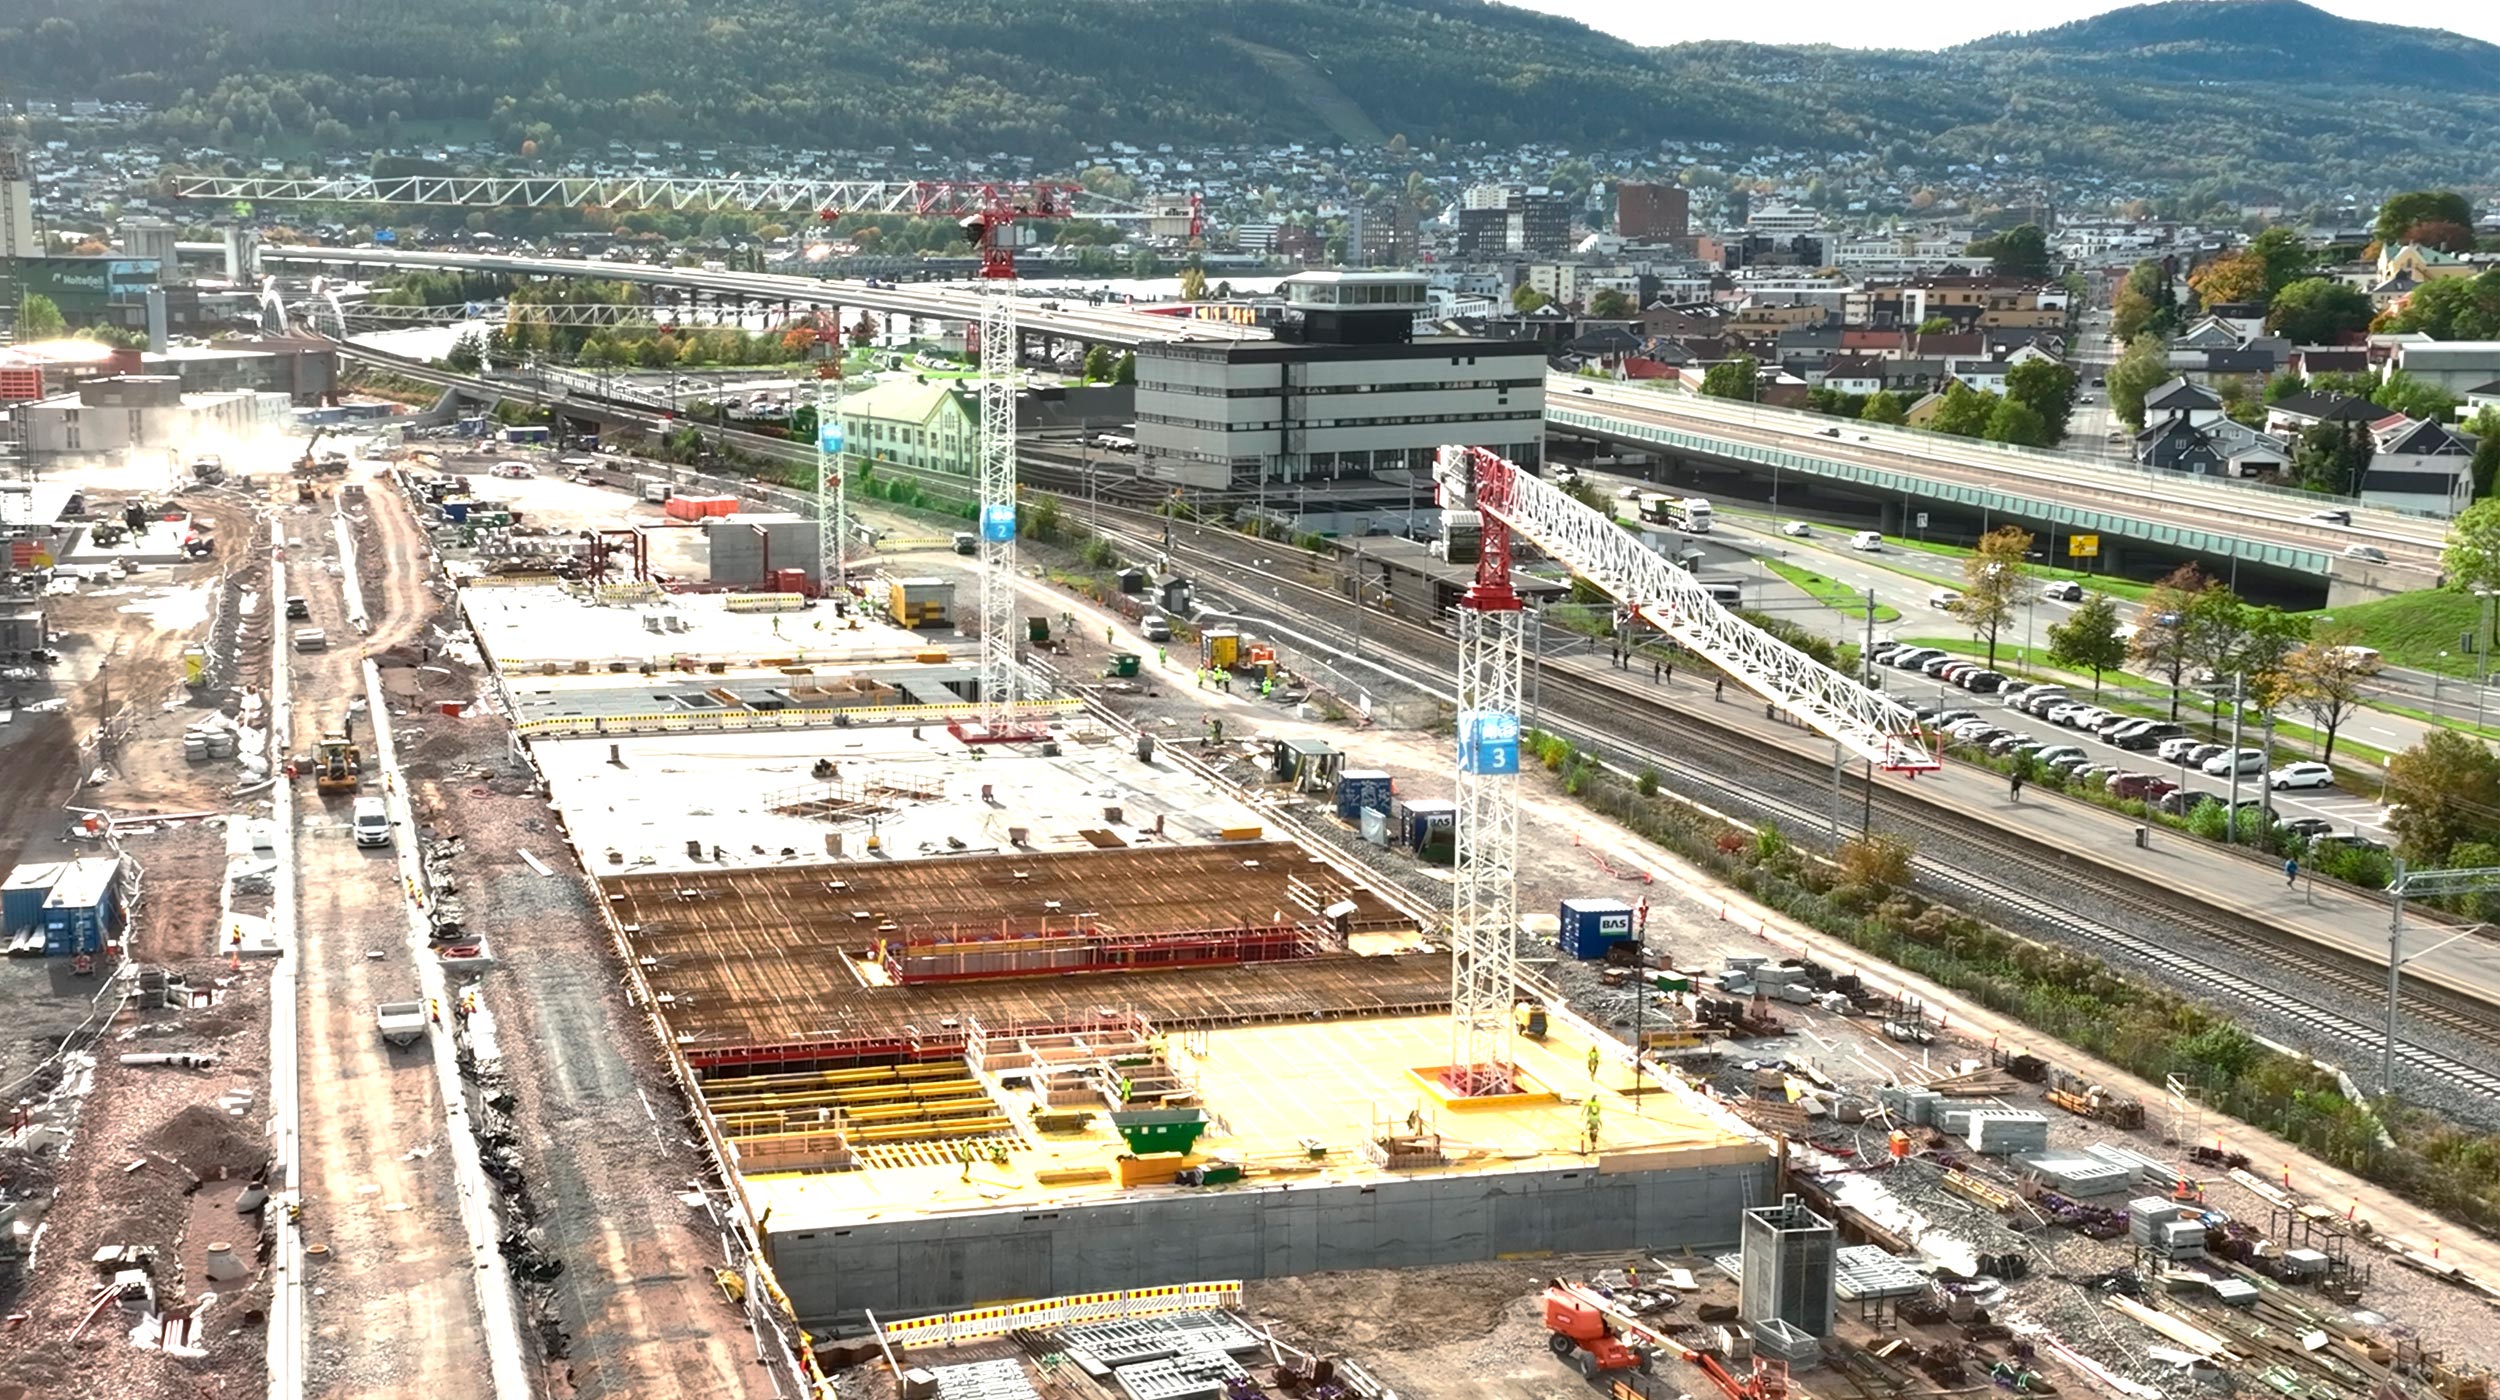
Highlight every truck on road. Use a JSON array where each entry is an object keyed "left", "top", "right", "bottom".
[{"left": 376, "top": 1001, "right": 427, "bottom": 1048}]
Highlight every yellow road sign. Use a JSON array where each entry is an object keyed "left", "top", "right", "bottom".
[{"left": 2068, "top": 534, "right": 2100, "bottom": 558}]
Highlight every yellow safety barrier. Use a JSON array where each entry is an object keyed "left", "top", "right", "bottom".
[
  {"left": 877, "top": 1281, "right": 1246, "bottom": 1347},
  {"left": 512, "top": 697, "right": 1080, "bottom": 738}
]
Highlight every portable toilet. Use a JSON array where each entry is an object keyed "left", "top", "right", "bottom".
[{"left": 1202, "top": 629, "right": 1240, "bottom": 670}]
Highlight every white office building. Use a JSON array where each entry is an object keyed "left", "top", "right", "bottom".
[{"left": 1135, "top": 271, "right": 1546, "bottom": 491}]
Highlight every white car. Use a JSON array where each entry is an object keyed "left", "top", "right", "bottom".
[
  {"left": 2201, "top": 748, "right": 2270, "bottom": 777},
  {"left": 2269, "top": 761, "right": 2335, "bottom": 791},
  {"left": 2156, "top": 736, "right": 2205, "bottom": 762},
  {"left": 2040, "top": 580, "right": 2084, "bottom": 602},
  {"left": 1928, "top": 588, "right": 1963, "bottom": 609},
  {"left": 1780, "top": 521, "right": 1812, "bottom": 537}
]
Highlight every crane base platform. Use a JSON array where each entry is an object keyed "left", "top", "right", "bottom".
[{"left": 1414, "top": 1064, "right": 1556, "bottom": 1108}]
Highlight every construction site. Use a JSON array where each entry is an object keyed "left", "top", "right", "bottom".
[{"left": 2, "top": 177, "right": 2498, "bottom": 1400}]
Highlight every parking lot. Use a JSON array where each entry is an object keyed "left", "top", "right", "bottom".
[{"left": 1882, "top": 642, "right": 2389, "bottom": 845}]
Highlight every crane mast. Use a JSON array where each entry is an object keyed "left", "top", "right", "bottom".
[
  {"left": 1430, "top": 444, "right": 1938, "bottom": 1096},
  {"left": 1438, "top": 447, "right": 1528, "bottom": 1096}
]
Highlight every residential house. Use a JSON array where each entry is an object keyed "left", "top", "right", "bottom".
[
  {"left": 2137, "top": 377, "right": 2227, "bottom": 434},
  {"left": 2287, "top": 346, "right": 2368, "bottom": 379},
  {"left": 2360, "top": 417, "right": 2475, "bottom": 517},
  {"left": 838, "top": 377, "right": 977, "bottom": 475},
  {"left": 2465, "top": 380, "right": 2500, "bottom": 415},
  {"left": 1950, "top": 361, "right": 2014, "bottom": 394},
  {"left": 2133, "top": 416, "right": 2291, "bottom": 478},
  {"left": 1817, "top": 355, "right": 1886, "bottom": 396},
  {"left": 2264, "top": 391, "right": 2391, "bottom": 440}
]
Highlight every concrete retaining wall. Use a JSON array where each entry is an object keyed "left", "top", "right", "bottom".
[{"left": 770, "top": 1156, "right": 1773, "bottom": 1327}]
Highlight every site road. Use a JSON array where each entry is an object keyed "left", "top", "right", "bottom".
[{"left": 281, "top": 478, "right": 496, "bottom": 1400}]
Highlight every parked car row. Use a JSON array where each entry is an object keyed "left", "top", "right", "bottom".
[{"left": 1869, "top": 642, "right": 2007, "bottom": 694}]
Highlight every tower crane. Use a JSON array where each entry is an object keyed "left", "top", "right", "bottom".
[
  {"left": 1431, "top": 446, "right": 1936, "bottom": 1095},
  {"left": 825, "top": 182, "right": 1078, "bottom": 734}
]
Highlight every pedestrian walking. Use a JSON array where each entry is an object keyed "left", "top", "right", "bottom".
[
  {"left": 1715, "top": 676, "right": 1724, "bottom": 701},
  {"left": 2284, "top": 855, "right": 2299, "bottom": 887},
  {"left": 1664, "top": 662, "right": 1673, "bottom": 683},
  {"left": 1587, "top": 1045, "right": 1600, "bottom": 1079},
  {"left": 2010, "top": 771, "right": 2024, "bottom": 802},
  {"left": 1652, "top": 660, "right": 1660, "bottom": 682}
]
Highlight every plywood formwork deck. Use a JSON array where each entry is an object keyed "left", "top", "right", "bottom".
[
  {"left": 744, "top": 1011, "right": 1763, "bottom": 1233},
  {"left": 604, "top": 843, "right": 1435, "bottom": 1054}
]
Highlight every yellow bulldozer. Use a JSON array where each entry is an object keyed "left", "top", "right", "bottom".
[{"left": 314, "top": 732, "right": 362, "bottom": 794}]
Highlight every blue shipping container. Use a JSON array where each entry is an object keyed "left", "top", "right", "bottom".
[
  {"left": 1402, "top": 799, "right": 1457, "bottom": 848},
  {"left": 3, "top": 861, "right": 62, "bottom": 936},
  {"left": 1560, "top": 897, "right": 1636, "bottom": 943},
  {"left": 1336, "top": 770, "right": 1394, "bottom": 822},
  {"left": 41, "top": 856, "right": 123, "bottom": 957}
]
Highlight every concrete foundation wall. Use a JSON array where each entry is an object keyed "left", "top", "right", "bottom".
[{"left": 770, "top": 1156, "right": 1773, "bottom": 1327}]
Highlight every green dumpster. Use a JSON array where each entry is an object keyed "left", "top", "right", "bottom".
[
  {"left": 1027, "top": 616, "right": 1051, "bottom": 642},
  {"left": 1107, "top": 652, "right": 1141, "bottom": 678}
]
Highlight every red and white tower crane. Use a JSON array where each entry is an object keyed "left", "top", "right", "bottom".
[
  {"left": 823, "top": 182, "right": 1076, "bottom": 730},
  {"left": 1431, "top": 445, "right": 1938, "bottom": 1096}
]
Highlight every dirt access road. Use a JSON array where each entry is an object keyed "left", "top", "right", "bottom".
[{"left": 285, "top": 479, "right": 493, "bottom": 1400}]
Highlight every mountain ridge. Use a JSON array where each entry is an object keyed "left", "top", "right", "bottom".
[{"left": 1, "top": 0, "right": 2494, "bottom": 194}]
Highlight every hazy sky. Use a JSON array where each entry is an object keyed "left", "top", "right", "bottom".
[{"left": 1494, "top": 0, "right": 2500, "bottom": 50}]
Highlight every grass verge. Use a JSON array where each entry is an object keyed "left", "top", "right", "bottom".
[{"left": 1764, "top": 559, "right": 1901, "bottom": 622}]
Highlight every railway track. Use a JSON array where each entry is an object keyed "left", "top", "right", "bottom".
[
  {"left": 1075, "top": 500, "right": 2500, "bottom": 1102},
  {"left": 349, "top": 349, "right": 2500, "bottom": 1097}
]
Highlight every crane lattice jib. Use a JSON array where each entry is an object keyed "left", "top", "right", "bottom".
[{"left": 1445, "top": 447, "right": 1935, "bottom": 773}]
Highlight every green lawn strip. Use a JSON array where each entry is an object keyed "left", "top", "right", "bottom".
[
  {"left": 1892, "top": 636, "right": 2393, "bottom": 772},
  {"left": 2300, "top": 589, "right": 2491, "bottom": 678},
  {"left": 1884, "top": 536, "right": 2156, "bottom": 602},
  {"left": 1763, "top": 559, "right": 1901, "bottom": 621}
]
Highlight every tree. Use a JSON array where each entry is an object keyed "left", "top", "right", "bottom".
[
  {"left": 1178, "top": 264, "right": 1209, "bottom": 301},
  {"left": 1913, "top": 316, "right": 1955, "bottom": 336},
  {"left": 2377, "top": 369, "right": 2458, "bottom": 423},
  {"left": 2107, "top": 334, "right": 2170, "bottom": 429},
  {"left": 14, "top": 293, "right": 67, "bottom": 340},
  {"left": 2004, "top": 358, "right": 2079, "bottom": 441},
  {"left": 2380, "top": 268, "right": 2500, "bottom": 341},
  {"left": 2231, "top": 605, "right": 2314, "bottom": 714},
  {"left": 2405, "top": 220, "right": 2477, "bottom": 254},
  {"left": 1860, "top": 390, "right": 1906, "bottom": 425},
  {"left": 1510, "top": 284, "right": 1552, "bottom": 314},
  {"left": 2187, "top": 250, "right": 2267, "bottom": 305},
  {"left": 1984, "top": 395, "right": 2051, "bottom": 447},
  {"left": 1700, "top": 354, "right": 1757, "bottom": 401},
  {"left": 2213, "top": 374, "right": 2265, "bottom": 428},
  {"left": 1081, "top": 344, "right": 1115, "bottom": 383},
  {"left": 1932, "top": 381, "right": 1998, "bottom": 438},
  {"left": 1972, "top": 222, "right": 2049, "bottom": 279},
  {"left": 2266, "top": 278, "right": 2372, "bottom": 344},
  {"left": 2131, "top": 564, "right": 2218, "bottom": 718},
  {"left": 2047, "top": 593, "right": 2128, "bottom": 697},
  {"left": 2293, "top": 421, "right": 2371, "bottom": 495},
  {"left": 445, "top": 330, "right": 484, "bottom": 373},
  {"left": 2283, "top": 626, "right": 2376, "bottom": 763},
  {"left": 2386, "top": 728, "right": 2500, "bottom": 867},
  {"left": 2444, "top": 496, "right": 2500, "bottom": 594},
  {"left": 2263, "top": 370, "right": 2303, "bottom": 403},
  {"left": 1112, "top": 352, "right": 1136, "bottom": 386},
  {"left": 1588, "top": 288, "right": 1636, "bottom": 320},
  {"left": 1129, "top": 248, "right": 1162, "bottom": 279},
  {"left": 1956, "top": 526, "right": 2032, "bottom": 668},
  {"left": 2377, "top": 192, "right": 2474, "bottom": 247},
  {"left": 2245, "top": 227, "right": 2312, "bottom": 296},
  {"left": 2467, "top": 408, "right": 2500, "bottom": 499}
]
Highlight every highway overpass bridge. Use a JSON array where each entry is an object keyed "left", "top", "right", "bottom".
[
  {"left": 275, "top": 244, "right": 2442, "bottom": 600},
  {"left": 1546, "top": 380, "right": 2441, "bottom": 606}
]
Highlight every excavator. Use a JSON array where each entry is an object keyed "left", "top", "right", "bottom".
[
  {"left": 1543, "top": 1280, "right": 1791, "bottom": 1400},
  {"left": 313, "top": 731, "right": 361, "bottom": 794},
  {"left": 294, "top": 426, "right": 340, "bottom": 502}
]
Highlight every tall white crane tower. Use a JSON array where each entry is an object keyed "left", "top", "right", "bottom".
[
  {"left": 1432, "top": 445, "right": 1939, "bottom": 1096},
  {"left": 813, "top": 354, "right": 849, "bottom": 599}
]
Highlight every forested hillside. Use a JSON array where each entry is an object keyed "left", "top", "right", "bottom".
[{"left": 4, "top": 0, "right": 2497, "bottom": 192}]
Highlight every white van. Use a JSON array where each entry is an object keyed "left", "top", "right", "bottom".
[
  {"left": 352, "top": 797, "right": 391, "bottom": 848},
  {"left": 1851, "top": 531, "right": 1884, "bottom": 551},
  {"left": 292, "top": 628, "right": 328, "bottom": 652}
]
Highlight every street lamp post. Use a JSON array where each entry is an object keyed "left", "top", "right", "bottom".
[{"left": 2380, "top": 860, "right": 2500, "bottom": 1095}]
